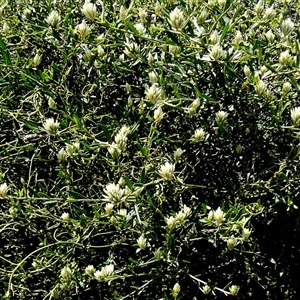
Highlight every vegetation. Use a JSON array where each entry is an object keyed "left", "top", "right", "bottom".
[{"left": 0, "top": 0, "right": 299, "bottom": 299}]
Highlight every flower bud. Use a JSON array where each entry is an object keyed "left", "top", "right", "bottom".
[
  {"left": 149, "top": 71, "right": 158, "bottom": 83},
  {"left": 97, "top": 45, "right": 105, "bottom": 57},
  {"left": 264, "top": 6, "right": 274, "bottom": 20},
  {"left": 210, "top": 30, "right": 220, "bottom": 45},
  {"left": 254, "top": 1, "right": 264, "bottom": 15},
  {"left": 105, "top": 203, "right": 114, "bottom": 215},
  {"left": 48, "top": 97, "right": 57, "bottom": 109},
  {"left": 243, "top": 65, "right": 251, "bottom": 78},
  {"left": 137, "top": 234, "right": 147, "bottom": 250},
  {"left": 84, "top": 265, "right": 95, "bottom": 276},
  {"left": 148, "top": 52, "right": 155, "bottom": 65},
  {"left": 3, "top": 22, "right": 9, "bottom": 34},
  {"left": 81, "top": 2, "right": 97, "bottom": 21},
  {"left": 0, "top": 183, "right": 8, "bottom": 199},
  {"left": 281, "top": 18, "right": 294, "bottom": 37},
  {"left": 145, "top": 84, "right": 161, "bottom": 104},
  {"left": 75, "top": 20, "right": 91, "bottom": 40},
  {"left": 33, "top": 53, "right": 42, "bottom": 67},
  {"left": 169, "top": 45, "right": 180, "bottom": 56},
  {"left": 46, "top": 10, "right": 61, "bottom": 28},
  {"left": 242, "top": 228, "right": 251, "bottom": 240},
  {"left": 154, "top": 106, "right": 164, "bottom": 123},
  {"left": 291, "top": 107, "right": 300, "bottom": 127},
  {"left": 9, "top": 207, "right": 18, "bottom": 217},
  {"left": 61, "top": 212, "right": 70, "bottom": 221},
  {"left": 210, "top": 43, "right": 223, "bottom": 61},
  {"left": 234, "top": 30, "right": 243, "bottom": 44},
  {"left": 174, "top": 148, "right": 183, "bottom": 162},
  {"left": 227, "top": 238, "right": 236, "bottom": 250},
  {"left": 119, "top": 5, "right": 127, "bottom": 20},
  {"left": 138, "top": 8, "right": 147, "bottom": 23},
  {"left": 282, "top": 82, "right": 291, "bottom": 95},
  {"left": 279, "top": 50, "right": 290, "bottom": 65},
  {"left": 202, "top": 285, "right": 211, "bottom": 295},
  {"left": 169, "top": 7, "right": 184, "bottom": 30},
  {"left": 198, "top": 9, "right": 208, "bottom": 24},
  {"left": 265, "top": 29, "right": 275, "bottom": 44},
  {"left": 229, "top": 285, "right": 240, "bottom": 296},
  {"left": 215, "top": 110, "right": 229, "bottom": 126},
  {"left": 173, "top": 283, "right": 181, "bottom": 297},
  {"left": 255, "top": 80, "right": 266, "bottom": 96},
  {"left": 213, "top": 207, "right": 225, "bottom": 226},
  {"left": 23, "top": 8, "right": 32, "bottom": 20},
  {"left": 194, "top": 128, "right": 206, "bottom": 142},
  {"left": 236, "top": 144, "right": 243, "bottom": 154}
]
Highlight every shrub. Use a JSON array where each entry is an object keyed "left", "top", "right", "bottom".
[{"left": 0, "top": 0, "right": 299, "bottom": 299}]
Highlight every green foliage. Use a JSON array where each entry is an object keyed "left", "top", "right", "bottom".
[{"left": 0, "top": 0, "right": 300, "bottom": 299}]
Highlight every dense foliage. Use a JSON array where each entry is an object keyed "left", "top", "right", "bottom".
[{"left": 0, "top": 0, "right": 300, "bottom": 299}]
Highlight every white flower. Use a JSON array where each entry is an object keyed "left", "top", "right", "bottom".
[
  {"left": 173, "top": 283, "right": 181, "bottom": 295},
  {"left": 229, "top": 285, "right": 240, "bottom": 296},
  {"left": 61, "top": 212, "right": 70, "bottom": 221},
  {"left": 169, "top": 7, "right": 185, "bottom": 30},
  {"left": 103, "top": 183, "right": 124, "bottom": 204},
  {"left": 194, "top": 128, "right": 206, "bottom": 142},
  {"left": 202, "top": 285, "right": 211, "bottom": 294},
  {"left": 227, "top": 238, "right": 236, "bottom": 250},
  {"left": 119, "top": 5, "right": 127, "bottom": 20},
  {"left": 265, "top": 29, "right": 275, "bottom": 43},
  {"left": 215, "top": 111, "right": 229, "bottom": 125},
  {"left": 281, "top": 18, "right": 294, "bottom": 37},
  {"left": 33, "top": 53, "right": 42, "bottom": 67},
  {"left": 48, "top": 97, "right": 56, "bottom": 109},
  {"left": 117, "top": 208, "right": 127, "bottom": 218},
  {"left": 84, "top": 265, "right": 95, "bottom": 276},
  {"left": 149, "top": 71, "right": 158, "bottom": 83},
  {"left": 108, "top": 142, "right": 121, "bottom": 160},
  {"left": 124, "top": 41, "right": 140, "bottom": 58},
  {"left": 242, "top": 228, "right": 251, "bottom": 240},
  {"left": 279, "top": 50, "right": 290, "bottom": 65},
  {"left": 264, "top": 6, "right": 274, "bottom": 19},
  {"left": 282, "top": 82, "right": 292, "bottom": 95},
  {"left": 0, "top": 183, "right": 8, "bottom": 199},
  {"left": 57, "top": 148, "right": 68, "bottom": 162},
  {"left": 81, "top": 2, "right": 97, "bottom": 21},
  {"left": 60, "top": 266, "right": 73, "bottom": 281},
  {"left": 210, "top": 30, "right": 220, "bottom": 45},
  {"left": 166, "top": 216, "right": 177, "bottom": 228},
  {"left": 213, "top": 207, "right": 225, "bottom": 226},
  {"left": 43, "top": 118, "right": 60, "bottom": 135},
  {"left": 210, "top": 43, "right": 224, "bottom": 61},
  {"left": 243, "top": 65, "right": 251, "bottom": 78},
  {"left": 104, "top": 203, "right": 114, "bottom": 215},
  {"left": 114, "top": 131, "right": 128, "bottom": 151},
  {"left": 154, "top": 106, "right": 164, "bottom": 123},
  {"left": 137, "top": 234, "right": 147, "bottom": 250},
  {"left": 173, "top": 148, "right": 183, "bottom": 162},
  {"left": 94, "top": 264, "right": 114, "bottom": 281},
  {"left": 234, "top": 30, "right": 243, "bottom": 44},
  {"left": 134, "top": 22, "right": 146, "bottom": 35},
  {"left": 46, "top": 10, "right": 61, "bottom": 28},
  {"left": 75, "top": 20, "right": 91, "bottom": 40},
  {"left": 291, "top": 107, "right": 300, "bottom": 127},
  {"left": 145, "top": 84, "right": 161, "bottom": 104},
  {"left": 3, "top": 22, "right": 9, "bottom": 34},
  {"left": 159, "top": 162, "right": 175, "bottom": 181},
  {"left": 255, "top": 80, "right": 266, "bottom": 96}
]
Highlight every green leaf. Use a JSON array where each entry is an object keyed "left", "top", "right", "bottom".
[
  {"left": 68, "top": 191, "right": 86, "bottom": 199},
  {"left": 0, "top": 39, "right": 11, "bottom": 65}
]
